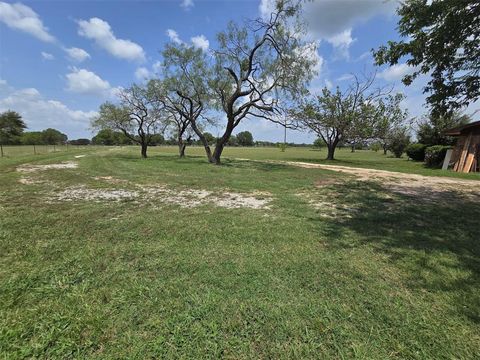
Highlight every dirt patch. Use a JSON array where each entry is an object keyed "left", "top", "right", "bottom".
[
  {"left": 55, "top": 186, "right": 138, "bottom": 202},
  {"left": 74, "top": 155, "right": 86, "bottom": 158},
  {"left": 139, "top": 185, "right": 271, "bottom": 209},
  {"left": 280, "top": 161, "right": 480, "bottom": 201},
  {"left": 17, "top": 161, "right": 78, "bottom": 173},
  {"left": 94, "top": 176, "right": 129, "bottom": 184},
  {"left": 51, "top": 184, "right": 272, "bottom": 209}
]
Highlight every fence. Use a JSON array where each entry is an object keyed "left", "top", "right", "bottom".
[{"left": 0, "top": 144, "right": 96, "bottom": 157}]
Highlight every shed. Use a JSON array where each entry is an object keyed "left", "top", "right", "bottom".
[{"left": 444, "top": 120, "right": 480, "bottom": 173}]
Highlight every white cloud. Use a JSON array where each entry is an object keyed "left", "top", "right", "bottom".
[
  {"left": 77, "top": 17, "right": 145, "bottom": 62},
  {"left": 378, "top": 63, "right": 416, "bottom": 82},
  {"left": 180, "top": 0, "right": 194, "bottom": 10},
  {"left": 0, "top": 80, "right": 97, "bottom": 136},
  {"left": 41, "top": 52, "right": 54, "bottom": 60},
  {"left": 259, "top": 0, "right": 394, "bottom": 60},
  {"left": 135, "top": 67, "right": 151, "bottom": 81},
  {"left": 191, "top": 35, "right": 209, "bottom": 52},
  {"left": 0, "top": 2, "right": 55, "bottom": 42},
  {"left": 152, "top": 61, "right": 163, "bottom": 74},
  {"left": 302, "top": 0, "right": 396, "bottom": 38},
  {"left": 326, "top": 29, "right": 355, "bottom": 59},
  {"left": 166, "top": 29, "right": 183, "bottom": 44},
  {"left": 65, "top": 68, "right": 111, "bottom": 95},
  {"left": 65, "top": 47, "right": 91, "bottom": 62}
]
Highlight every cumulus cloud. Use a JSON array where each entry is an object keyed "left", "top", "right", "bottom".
[
  {"left": 0, "top": 1, "right": 55, "bottom": 42},
  {"left": 65, "top": 68, "right": 111, "bottom": 95},
  {"left": 166, "top": 29, "right": 183, "bottom": 44},
  {"left": 191, "top": 35, "right": 209, "bottom": 52},
  {"left": 41, "top": 52, "right": 54, "bottom": 60},
  {"left": 65, "top": 47, "right": 91, "bottom": 62},
  {"left": 259, "top": 0, "right": 395, "bottom": 59},
  {"left": 77, "top": 17, "right": 145, "bottom": 62},
  {"left": 180, "top": 0, "right": 194, "bottom": 10},
  {"left": 326, "top": 29, "right": 355, "bottom": 59},
  {"left": 378, "top": 63, "right": 417, "bottom": 82},
  {"left": 135, "top": 67, "right": 152, "bottom": 81},
  {"left": 0, "top": 80, "right": 97, "bottom": 136}
]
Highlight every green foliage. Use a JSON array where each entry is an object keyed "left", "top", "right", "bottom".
[
  {"left": 92, "top": 129, "right": 133, "bottom": 145},
  {"left": 69, "top": 138, "right": 91, "bottom": 146},
  {"left": 236, "top": 131, "right": 254, "bottom": 146},
  {"left": 387, "top": 128, "right": 410, "bottom": 158},
  {"left": 375, "top": 0, "right": 480, "bottom": 115},
  {"left": 227, "top": 135, "right": 238, "bottom": 146},
  {"left": 0, "top": 110, "right": 26, "bottom": 145},
  {"left": 417, "top": 112, "right": 471, "bottom": 146},
  {"left": 21, "top": 131, "right": 44, "bottom": 145},
  {"left": 41, "top": 128, "right": 68, "bottom": 145},
  {"left": 202, "top": 132, "right": 216, "bottom": 145},
  {"left": 313, "top": 138, "right": 325, "bottom": 148},
  {"left": 425, "top": 145, "right": 451, "bottom": 168},
  {"left": 405, "top": 143, "right": 427, "bottom": 161},
  {"left": 370, "top": 142, "right": 381, "bottom": 152}
]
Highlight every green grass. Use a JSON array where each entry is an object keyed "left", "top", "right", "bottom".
[{"left": 1, "top": 147, "right": 479, "bottom": 358}]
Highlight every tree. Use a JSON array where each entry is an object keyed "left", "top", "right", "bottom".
[
  {"left": 0, "top": 110, "right": 26, "bottom": 156},
  {"left": 21, "top": 131, "right": 44, "bottom": 145},
  {"left": 202, "top": 132, "right": 216, "bottom": 145},
  {"left": 374, "top": 93, "right": 409, "bottom": 155},
  {"left": 208, "top": 0, "right": 317, "bottom": 164},
  {"left": 388, "top": 127, "right": 411, "bottom": 158},
  {"left": 227, "top": 135, "right": 238, "bottom": 146},
  {"left": 313, "top": 138, "right": 325, "bottom": 149},
  {"left": 69, "top": 138, "right": 91, "bottom": 146},
  {"left": 92, "top": 84, "right": 166, "bottom": 158},
  {"left": 160, "top": 45, "right": 214, "bottom": 160},
  {"left": 236, "top": 131, "right": 254, "bottom": 146},
  {"left": 416, "top": 112, "right": 471, "bottom": 146},
  {"left": 292, "top": 73, "right": 390, "bottom": 160},
  {"left": 42, "top": 128, "right": 67, "bottom": 145},
  {"left": 374, "top": 0, "right": 480, "bottom": 116}
]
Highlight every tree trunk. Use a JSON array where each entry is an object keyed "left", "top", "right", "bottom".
[
  {"left": 211, "top": 122, "right": 235, "bottom": 165},
  {"left": 178, "top": 141, "right": 186, "bottom": 158},
  {"left": 141, "top": 143, "right": 148, "bottom": 158},
  {"left": 326, "top": 146, "right": 336, "bottom": 160},
  {"left": 0, "top": 144, "right": 3, "bottom": 157},
  {"left": 351, "top": 144, "right": 356, "bottom": 152},
  {"left": 190, "top": 120, "right": 214, "bottom": 163},
  {"left": 383, "top": 143, "right": 388, "bottom": 155},
  {"left": 212, "top": 141, "right": 225, "bottom": 165}
]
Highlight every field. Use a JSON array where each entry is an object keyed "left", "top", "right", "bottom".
[{"left": 1, "top": 146, "right": 479, "bottom": 358}]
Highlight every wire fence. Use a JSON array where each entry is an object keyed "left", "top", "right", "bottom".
[{"left": 0, "top": 144, "right": 99, "bottom": 157}]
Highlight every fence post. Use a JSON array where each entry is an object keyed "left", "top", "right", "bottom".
[{"left": 33, "top": 144, "right": 37, "bottom": 155}]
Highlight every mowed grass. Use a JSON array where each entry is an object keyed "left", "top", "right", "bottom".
[{"left": 1, "top": 147, "right": 479, "bottom": 358}]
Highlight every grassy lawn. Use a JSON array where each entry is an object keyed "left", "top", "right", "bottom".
[{"left": 1, "top": 147, "right": 479, "bottom": 358}]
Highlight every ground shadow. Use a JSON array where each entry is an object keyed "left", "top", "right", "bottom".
[{"left": 315, "top": 181, "right": 480, "bottom": 322}]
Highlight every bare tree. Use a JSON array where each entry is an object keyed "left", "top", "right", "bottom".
[
  {"left": 292, "top": 73, "right": 392, "bottom": 160},
  {"left": 160, "top": 45, "right": 215, "bottom": 162},
  {"left": 91, "top": 84, "right": 166, "bottom": 158},
  {"left": 208, "top": 0, "right": 317, "bottom": 164}
]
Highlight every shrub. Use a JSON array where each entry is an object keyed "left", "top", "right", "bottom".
[
  {"left": 388, "top": 128, "right": 410, "bottom": 158},
  {"left": 370, "top": 142, "right": 381, "bottom": 152},
  {"left": 405, "top": 143, "right": 427, "bottom": 161},
  {"left": 424, "top": 145, "right": 451, "bottom": 168}
]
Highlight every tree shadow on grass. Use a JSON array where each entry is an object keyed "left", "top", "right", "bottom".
[{"left": 315, "top": 181, "right": 480, "bottom": 322}]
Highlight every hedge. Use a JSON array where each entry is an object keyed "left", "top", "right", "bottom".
[
  {"left": 406, "top": 143, "right": 427, "bottom": 161},
  {"left": 424, "top": 145, "right": 451, "bottom": 168}
]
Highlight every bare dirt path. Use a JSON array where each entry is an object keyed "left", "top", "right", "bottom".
[{"left": 272, "top": 160, "right": 480, "bottom": 200}]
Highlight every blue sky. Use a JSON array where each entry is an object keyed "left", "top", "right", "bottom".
[{"left": 0, "top": 0, "right": 439, "bottom": 142}]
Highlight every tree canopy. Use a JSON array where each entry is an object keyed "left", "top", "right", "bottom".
[{"left": 374, "top": 0, "right": 480, "bottom": 116}]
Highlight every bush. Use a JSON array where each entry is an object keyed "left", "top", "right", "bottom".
[
  {"left": 388, "top": 128, "right": 410, "bottom": 158},
  {"left": 405, "top": 143, "right": 427, "bottom": 161},
  {"left": 424, "top": 145, "right": 451, "bottom": 168}
]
